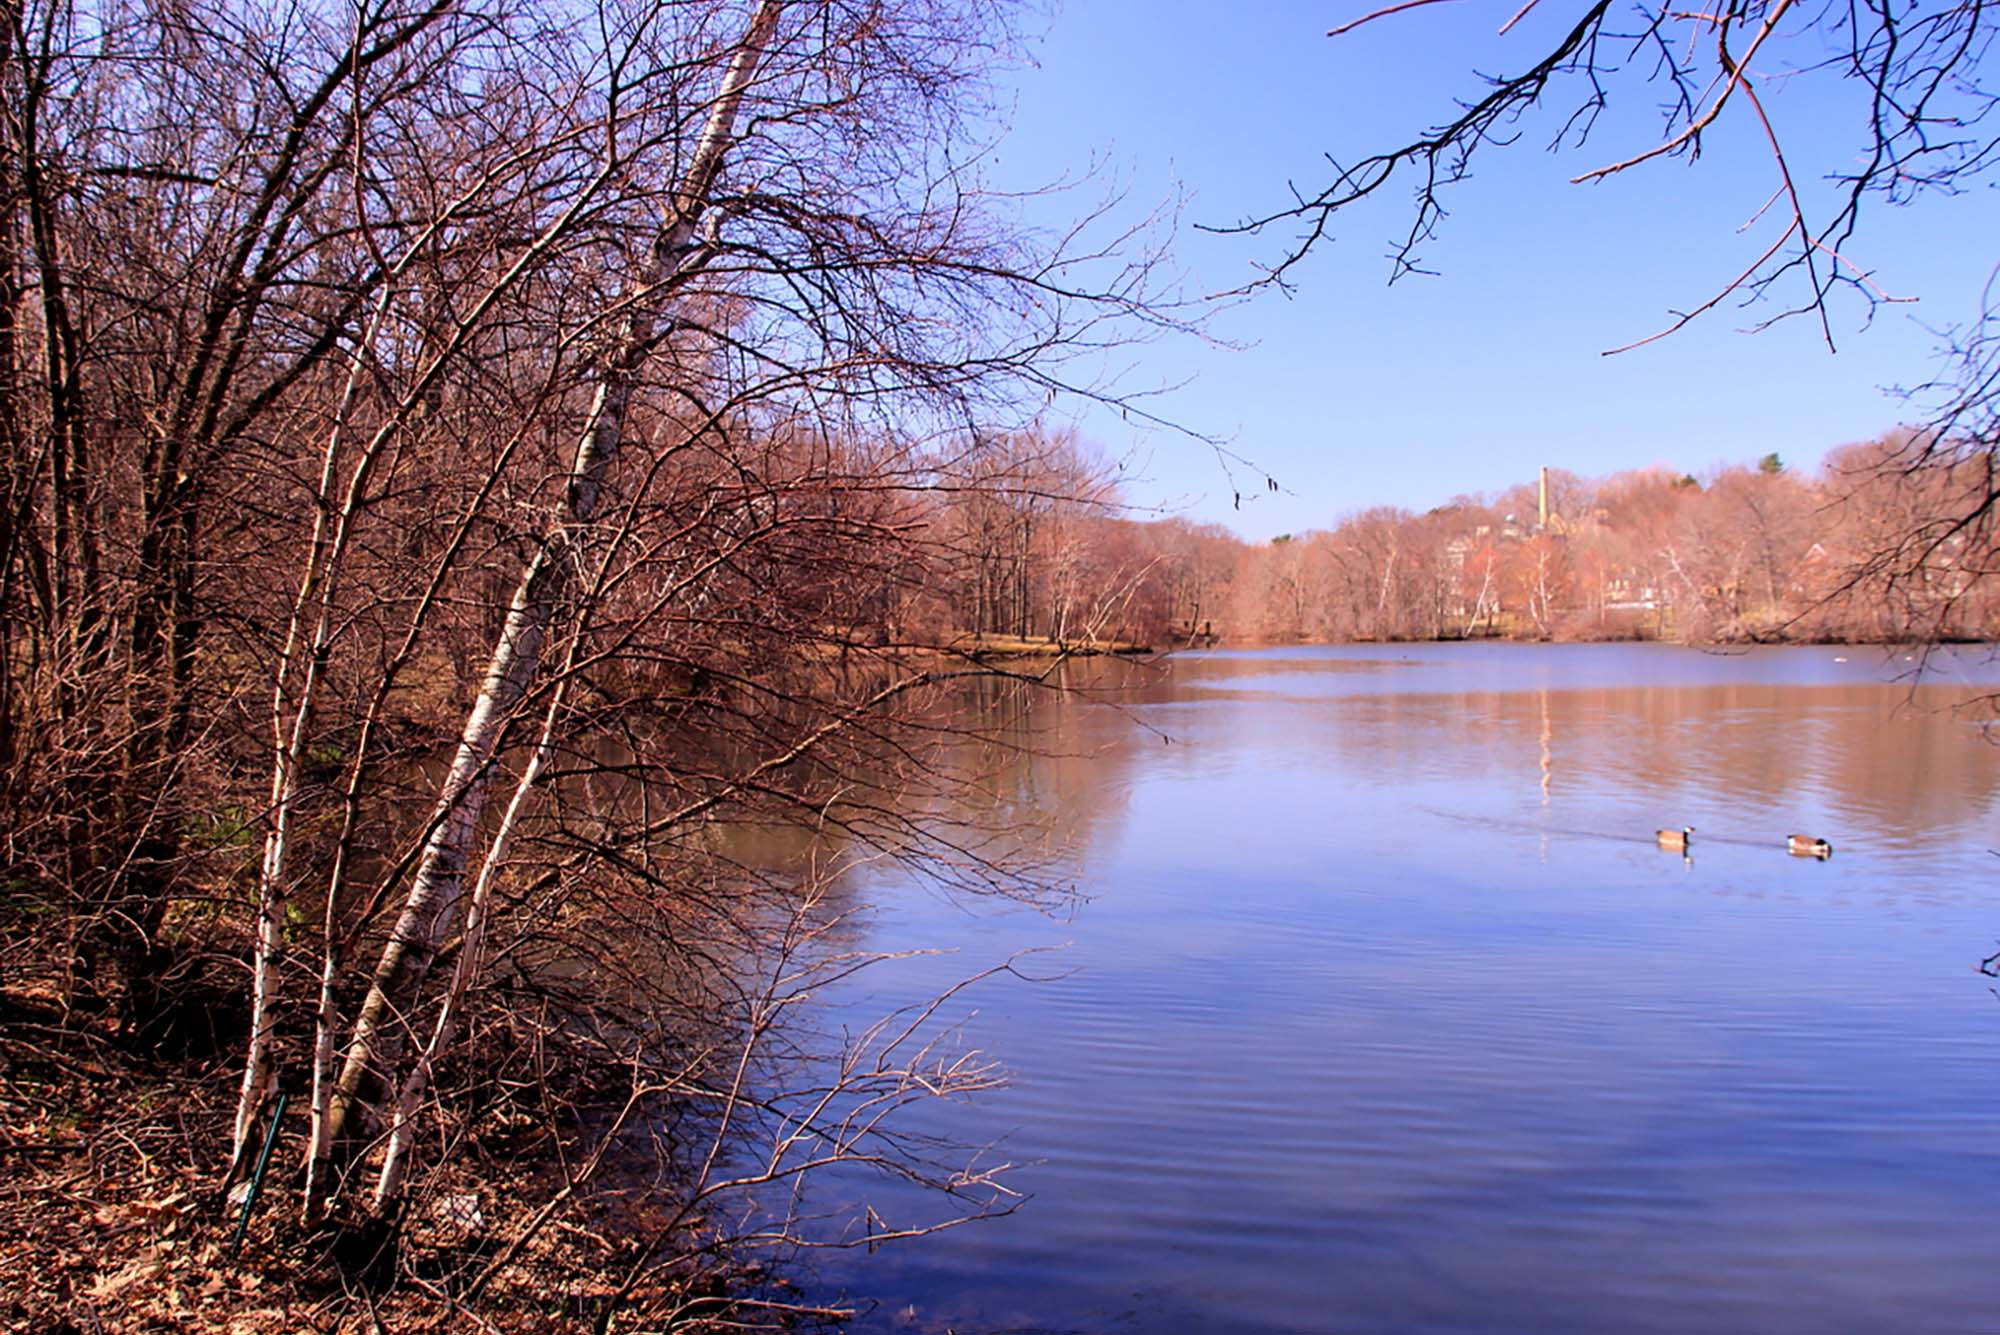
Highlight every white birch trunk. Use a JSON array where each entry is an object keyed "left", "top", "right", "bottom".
[
  {"left": 1375, "top": 543, "right": 1398, "bottom": 635},
  {"left": 1462, "top": 556, "right": 1493, "bottom": 639},
  {"left": 228, "top": 292, "right": 388, "bottom": 1178},
  {"left": 323, "top": 0, "right": 785, "bottom": 1163},
  {"left": 372, "top": 676, "right": 568, "bottom": 1209},
  {"left": 325, "top": 544, "right": 555, "bottom": 1143}
]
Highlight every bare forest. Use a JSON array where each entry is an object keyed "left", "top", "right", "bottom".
[
  {"left": 0, "top": 0, "right": 1180, "bottom": 1328},
  {"left": 1165, "top": 443, "right": 2000, "bottom": 646},
  {"left": 890, "top": 432, "right": 2000, "bottom": 649}
]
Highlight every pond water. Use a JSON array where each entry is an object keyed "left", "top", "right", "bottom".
[{"left": 800, "top": 644, "right": 2000, "bottom": 1334}]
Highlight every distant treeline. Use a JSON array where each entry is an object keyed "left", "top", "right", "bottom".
[{"left": 916, "top": 433, "right": 1998, "bottom": 648}]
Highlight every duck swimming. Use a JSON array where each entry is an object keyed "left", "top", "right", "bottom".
[
  {"left": 1656, "top": 826, "right": 1693, "bottom": 851},
  {"left": 1787, "top": 834, "right": 1832, "bottom": 860}
]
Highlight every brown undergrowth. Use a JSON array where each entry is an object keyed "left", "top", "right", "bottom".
[{"left": 0, "top": 986, "right": 782, "bottom": 1335}]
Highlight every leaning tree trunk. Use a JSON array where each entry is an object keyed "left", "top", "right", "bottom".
[{"left": 318, "top": 0, "right": 786, "bottom": 1191}]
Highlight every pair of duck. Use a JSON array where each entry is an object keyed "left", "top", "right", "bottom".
[{"left": 1655, "top": 827, "right": 1832, "bottom": 860}]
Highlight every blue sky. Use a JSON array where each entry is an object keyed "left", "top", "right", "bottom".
[{"left": 987, "top": 0, "right": 2000, "bottom": 539}]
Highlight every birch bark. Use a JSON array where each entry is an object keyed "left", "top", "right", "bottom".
[
  {"left": 227, "top": 304, "right": 378, "bottom": 1180},
  {"left": 322, "top": 0, "right": 785, "bottom": 1165},
  {"left": 372, "top": 672, "right": 569, "bottom": 1209}
]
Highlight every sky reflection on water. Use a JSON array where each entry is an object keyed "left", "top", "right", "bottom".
[{"left": 802, "top": 645, "right": 2000, "bottom": 1335}]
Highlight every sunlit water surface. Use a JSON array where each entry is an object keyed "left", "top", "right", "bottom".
[{"left": 794, "top": 645, "right": 2000, "bottom": 1334}]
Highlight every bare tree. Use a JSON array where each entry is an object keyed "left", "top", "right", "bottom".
[{"left": 1219, "top": 0, "right": 1997, "bottom": 349}]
